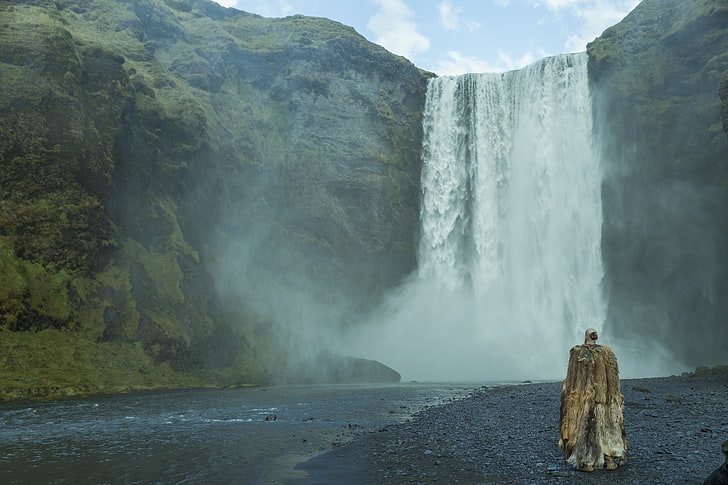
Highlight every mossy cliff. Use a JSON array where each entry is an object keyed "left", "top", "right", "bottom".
[
  {"left": 588, "top": 0, "right": 728, "bottom": 366},
  {"left": 0, "top": 0, "right": 427, "bottom": 399}
]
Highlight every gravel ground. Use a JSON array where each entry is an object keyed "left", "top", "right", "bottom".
[{"left": 291, "top": 373, "right": 728, "bottom": 484}]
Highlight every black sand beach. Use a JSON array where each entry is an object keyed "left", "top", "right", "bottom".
[{"left": 290, "top": 372, "right": 728, "bottom": 484}]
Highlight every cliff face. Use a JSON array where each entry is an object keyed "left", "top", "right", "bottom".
[
  {"left": 588, "top": 0, "right": 728, "bottom": 366},
  {"left": 0, "top": 0, "right": 427, "bottom": 398}
]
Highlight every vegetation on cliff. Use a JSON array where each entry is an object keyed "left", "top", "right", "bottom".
[
  {"left": 587, "top": 0, "right": 728, "bottom": 366},
  {"left": 0, "top": 0, "right": 427, "bottom": 399}
]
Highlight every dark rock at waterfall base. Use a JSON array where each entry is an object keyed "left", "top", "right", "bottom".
[
  {"left": 334, "top": 356, "right": 401, "bottom": 384},
  {"left": 281, "top": 353, "right": 401, "bottom": 385}
]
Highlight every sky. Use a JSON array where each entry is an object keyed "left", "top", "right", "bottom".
[{"left": 211, "top": 0, "right": 641, "bottom": 75}]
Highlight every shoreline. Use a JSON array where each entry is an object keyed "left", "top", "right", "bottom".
[{"left": 289, "top": 372, "right": 728, "bottom": 484}]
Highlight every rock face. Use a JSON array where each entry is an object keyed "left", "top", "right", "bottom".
[
  {"left": 588, "top": 0, "right": 728, "bottom": 366},
  {"left": 279, "top": 353, "right": 402, "bottom": 385},
  {"left": 0, "top": 0, "right": 427, "bottom": 398}
]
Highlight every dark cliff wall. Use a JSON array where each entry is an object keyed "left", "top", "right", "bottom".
[
  {"left": 0, "top": 0, "right": 428, "bottom": 398},
  {"left": 588, "top": 0, "right": 728, "bottom": 366}
]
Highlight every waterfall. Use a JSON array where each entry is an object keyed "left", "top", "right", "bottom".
[
  {"left": 348, "top": 53, "right": 611, "bottom": 381},
  {"left": 417, "top": 53, "right": 605, "bottom": 379}
]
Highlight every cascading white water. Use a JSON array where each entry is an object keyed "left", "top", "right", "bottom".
[
  {"left": 417, "top": 53, "right": 605, "bottom": 378},
  {"left": 348, "top": 53, "right": 613, "bottom": 381}
]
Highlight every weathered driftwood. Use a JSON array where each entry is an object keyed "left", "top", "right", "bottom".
[{"left": 559, "top": 329, "right": 627, "bottom": 471}]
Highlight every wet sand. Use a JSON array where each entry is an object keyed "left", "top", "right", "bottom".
[{"left": 290, "top": 372, "right": 728, "bottom": 484}]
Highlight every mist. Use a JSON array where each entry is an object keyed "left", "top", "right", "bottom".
[
  {"left": 212, "top": 210, "right": 358, "bottom": 382},
  {"left": 343, "top": 277, "right": 687, "bottom": 382}
]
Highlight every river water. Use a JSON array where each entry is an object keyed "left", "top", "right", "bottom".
[{"left": 0, "top": 382, "right": 478, "bottom": 484}]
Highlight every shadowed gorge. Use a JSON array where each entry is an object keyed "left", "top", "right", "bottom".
[{"left": 1, "top": 0, "right": 727, "bottom": 399}]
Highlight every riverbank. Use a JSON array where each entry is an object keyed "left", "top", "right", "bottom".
[{"left": 291, "top": 371, "right": 728, "bottom": 484}]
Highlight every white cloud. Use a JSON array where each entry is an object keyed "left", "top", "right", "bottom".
[
  {"left": 438, "top": 1, "right": 461, "bottom": 31},
  {"left": 535, "top": 0, "right": 584, "bottom": 9},
  {"left": 214, "top": 0, "right": 294, "bottom": 17},
  {"left": 438, "top": 1, "right": 480, "bottom": 32},
  {"left": 563, "top": 0, "right": 640, "bottom": 51},
  {"left": 527, "top": 0, "right": 639, "bottom": 18},
  {"left": 434, "top": 51, "right": 494, "bottom": 75},
  {"left": 434, "top": 48, "right": 545, "bottom": 75},
  {"left": 512, "top": 0, "right": 639, "bottom": 53},
  {"left": 466, "top": 20, "right": 482, "bottom": 32},
  {"left": 367, "top": 0, "right": 430, "bottom": 59}
]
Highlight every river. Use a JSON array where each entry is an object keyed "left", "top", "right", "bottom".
[{"left": 0, "top": 382, "right": 478, "bottom": 484}]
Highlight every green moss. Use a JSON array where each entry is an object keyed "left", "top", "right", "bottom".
[
  {"left": 124, "top": 239, "right": 184, "bottom": 304},
  {"left": 0, "top": 327, "right": 256, "bottom": 401},
  {"left": 150, "top": 309, "right": 189, "bottom": 345},
  {"left": 0, "top": 237, "right": 76, "bottom": 330},
  {"left": 95, "top": 262, "right": 140, "bottom": 340},
  {"left": 0, "top": 239, "right": 28, "bottom": 302},
  {"left": 24, "top": 266, "right": 72, "bottom": 322}
]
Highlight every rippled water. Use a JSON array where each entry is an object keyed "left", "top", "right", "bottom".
[{"left": 0, "top": 382, "right": 477, "bottom": 484}]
